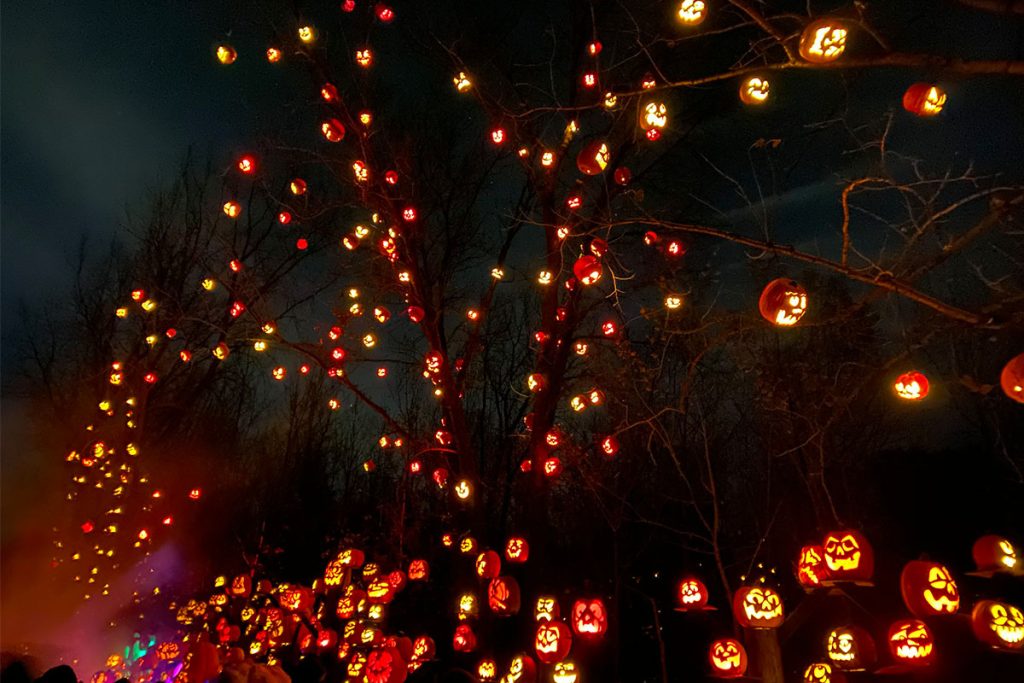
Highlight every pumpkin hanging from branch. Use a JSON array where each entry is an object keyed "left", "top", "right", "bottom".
[
  {"left": 799, "top": 18, "right": 848, "bottom": 63},
  {"left": 739, "top": 76, "right": 770, "bottom": 105},
  {"left": 707, "top": 638, "right": 747, "bottom": 678},
  {"left": 894, "top": 371, "right": 929, "bottom": 400},
  {"left": 577, "top": 140, "right": 610, "bottom": 175},
  {"left": 899, "top": 561, "right": 959, "bottom": 617},
  {"left": 732, "top": 585, "right": 784, "bottom": 628},
  {"left": 971, "top": 600, "right": 1024, "bottom": 650},
  {"left": 902, "top": 83, "right": 947, "bottom": 116},
  {"left": 758, "top": 278, "right": 807, "bottom": 326},
  {"left": 1000, "top": 353, "right": 1024, "bottom": 403},
  {"left": 826, "top": 626, "right": 876, "bottom": 670}
]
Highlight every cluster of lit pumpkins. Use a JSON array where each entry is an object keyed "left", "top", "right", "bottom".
[{"left": 676, "top": 532, "right": 1022, "bottom": 680}]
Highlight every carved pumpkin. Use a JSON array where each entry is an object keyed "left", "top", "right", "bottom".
[
  {"left": 458, "top": 592, "right": 479, "bottom": 620},
  {"left": 408, "top": 559, "right": 429, "bottom": 581},
  {"left": 823, "top": 530, "right": 874, "bottom": 582},
  {"left": 639, "top": 101, "right": 668, "bottom": 132},
  {"left": 571, "top": 598, "right": 608, "bottom": 638},
  {"left": 887, "top": 619, "right": 934, "bottom": 665},
  {"left": 477, "top": 659, "right": 497, "bottom": 681},
  {"left": 900, "top": 561, "right": 959, "bottom": 616},
  {"left": 535, "top": 595, "right": 560, "bottom": 622},
  {"left": 411, "top": 635, "right": 435, "bottom": 662},
  {"left": 552, "top": 661, "right": 578, "bottom": 683},
  {"left": 733, "top": 585, "right": 784, "bottom": 628},
  {"left": 802, "top": 662, "right": 846, "bottom": 683},
  {"left": 573, "top": 256, "right": 603, "bottom": 286},
  {"left": 676, "top": 0, "right": 706, "bottom": 25},
  {"left": 577, "top": 141, "right": 610, "bottom": 176},
  {"left": 230, "top": 574, "right": 252, "bottom": 597},
  {"left": 797, "top": 545, "right": 829, "bottom": 588},
  {"left": 759, "top": 278, "right": 807, "bottom": 326},
  {"left": 367, "top": 576, "right": 396, "bottom": 604},
  {"left": 894, "top": 371, "right": 929, "bottom": 400},
  {"left": 278, "top": 585, "right": 313, "bottom": 612},
  {"left": 476, "top": 550, "right": 501, "bottom": 579},
  {"left": 798, "top": 18, "right": 848, "bottom": 63},
  {"left": 675, "top": 578, "right": 708, "bottom": 611},
  {"left": 534, "top": 621, "right": 572, "bottom": 664},
  {"left": 365, "top": 647, "right": 407, "bottom": 683},
  {"left": 739, "top": 76, "right": 770, "bottom": 105},
  {"left": 506, "top": 654, "right": 537, "bottom": 683},
  {"left": 337, "top": 548, "right": 366, "bottom": 568},
  {"left": 902, "top": 83, "right": 946, "bottom": 117},
  {"left": 324, "top": 559, "right": 348, "bottom": 587},
  {"left": 973, "top": 534, "right": 1018, "bottom": 573},
  {"left": 971, "top": 600, "right": 1024, "bottom": 649},
  {"left": 708, "top": 638, "right": 747, "bottom": 678},
  {"left": 825, "top": 626, "right": 876, "bottom": 670},
  {"left": 453, "top": 624, "right": 477, "bottom": 653},
  {"left": 487, "top": 576, "right": 521, "bottom": 616},
  {"left": 1000, "top": 353, "right": 1024, "bottom": 403},
  {"left": 505, "top": 536, "right": 530, "bottom": 563}
]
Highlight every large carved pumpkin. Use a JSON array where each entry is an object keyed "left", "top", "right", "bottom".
[
  {"left": 365, "top": 647, "right": 407, "bottom": 683},
  {"left": 900, "top": 561, "right": 959, "bottom": 616},
  {"left": 732, "top": 585, "right": 784, "bottom": 628},
  {"left": 487, "top": 576, "right": 521, "bottom": 616},
  {"left": 707, "top": 638, "right": 747, "bottom": 678},
  {"left": 798, "top": 18, "right": 848, "bottom": 63},
  {"left": 759, "top": 278, "right": 807, "bottom": 326},
  {"left": 887, "top": 619, "right": 934, "bottom": 665},
  {"left": 971, "top": 600, "right": 1024, "bottom": 650},
  {"left": 571, "top": 598, "right": 608, "bottom": 638},
  {"left": 825, "top": 625, "right": 876, "bottom": 670},
  {"left": 823, "top": 530, "right": 874, "bottom": 582},
  {"left": 534, "top": 621, "right": 572, "bottom": 663}
]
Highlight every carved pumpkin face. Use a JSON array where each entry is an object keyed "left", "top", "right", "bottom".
[
  {"left": 476, "top": 550, "right": 501, "bottom": 579},
  {"left": 458, "top": 592, "right": 478, "bottom": 620},
  {"left": 477, "top": 659, "right": 497, "bottom": 681},
  {"left": 797, "top": 545, "right": 829, "bottom": 588},
  {"left": 739, "top": 76, "right": 770, "bottom": 105},
  {"left": 733, "top": 586, "right": 784, "bottom": 628},
  {"left": 900, "top": 561, "right": 959, "bottom": 616},
  {"left": 826, "top": 626, "right": 875, "bottom": 670},
  {"left": 571, "top": 598, "right": 607, "bottom": 638},
  {"left": 347, "top": 653, "right": 367, "bottom": 679},
  {"left": 758, "top": 278, "right": 807, "bottom": 326},
  {"left": 507, "top": 654, "right": 537, "bottom": 683},
  {"left": 367, "top": 577, "right": 395, "bottom": 604},
  {"left": 365, "top": 647, "right": 406, "bottom": 683},
  {"left": 337, "top": 548, "right": 365, "bottom": 568},
  {"left": 577, "top": 141, "right": 610, "bottom": 176},
  {"left": 902, "top": 83, "right": 946, "bottom": 116},
  {"left": 411, "top": 635, "right": 435, "bottom": 662},
  {"left": 230, "top": 574, "right": 252, "bottom": 597},
  {"left": 488, "top": 576, "right": 521, "bottom": 616},
  {"left": 324, "top": 559, "right": 347, "bottom": 587},
  {"left": 640, "top": 102, "right": 668, "bottom": 131},
  {"left": 408, "top": 559, "right": 429, "bottom": 581},
  {"left": 799, "top": 19, "right": 848, "bottom": 63},
  {"left": 1000, "top": 353, "right": 1024, "bottom": 403},
  {"left": 708, "top": 638, "right": 747, "bottom": 678},
  {"left": 675, "top": 578, "right": 708, "bottom": 610},
  {"left": 823, "top": 530, "right": 874, "bottom": 581},
  {"left": 802, "top": 662, "right": 845, "bottom": 683},
  {"left": 887, "top": 619, "right": 934, "bottom": 664},
  {"left": 894, "top": 371, "right": 929, "bottom": 400},
  {"left": 534, "top": 622, "right": 572, "bottom": 664},
  {"left": 453, "top": 624, "right": 477, "bottom": 652},
  {"left": 676, "top": 0, "right": 706, "bottom": 24},
  {"left": 553, "top": 661, "right": 577, "bottom": 683},
  {"left": 972, "top": 600, "right": 1024, "bottom": 649},
  {"left": 972, "top": 535, "right": 1018, "bottom": 572},
  {"left": 505, "top": 536, "right": 530, "bottom": 563},
  {"left": 535, "top": 596, "right": 560, "bottom": 622}
]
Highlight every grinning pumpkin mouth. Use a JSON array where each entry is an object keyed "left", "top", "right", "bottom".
[
  {"left": 744, "top": 603, "right": 777, "bottom": 620},
  {"left": 995, "top": 626, "right": 1024, "bottom": 644},
  {"left": 896, "top": 643, "right": 932, "bottom": 659},
  {"left": 829, "top": 650, "right": 854, "bottom": 661},
  {"left": 717, "top": 655, "right": 740, "bottom": 668},
  {"left": 681, "top": 592, "right": 701, "bottom": 603}
]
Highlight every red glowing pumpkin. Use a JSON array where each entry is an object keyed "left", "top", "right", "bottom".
[
  {"left": 902, "top": 83, "right": 946, "bottom": 117},
  {"left": 887, "top": 619, "right": 935, "bottom": 665},
  {"left": 571, "top": 598, "right": 608, "bottom": 638},
  {"left": 505, "top": 536, "right": 529, "bottom": 563},
  {"left": 1000, "top": 353, "right": 1024, "bottom": 403},
  {"left": 487, "top": 576, "right": 521, "bottom": 616},
  {"left": 573, "top": 256, "right": 603, "bottom": 286},
  {"left": 453, "top": 624, "right": 477, "bottom": 653},
  {"left": 759, "top": 278, "right": 807, "bottom": 326},
  {"left": 796, "top": 544, "right": 829, "bottom": 588},
  {"left": 476, "top": 550, "right": 501, "bottom": 579},
  {"left": 534, "top": 621, "right": 572, "bottom": 663}
]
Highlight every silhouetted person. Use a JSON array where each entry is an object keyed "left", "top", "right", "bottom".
[
  {"left": 1, "top": 657, "right": 34, "bottom": 683},
  {"left": 34, "top": 665, "right": 78, "bottom": 683}
]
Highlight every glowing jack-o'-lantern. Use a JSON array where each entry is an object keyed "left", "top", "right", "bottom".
[
  {"left": 573, "top": 256, "right": 602, "bottom": 286},
  {"left": 900, "top": 561, "right": 959, "bottom": 616},
  {"left": 215, "top": 44, "right": 237, "bottom": 65},
  {"left": 552, "top": 661, "right": 578, "bottom": 683},
  {"left": 823, "top": 530, "right": 874, "bottom": 582},
  {"left": 798, "top": 18, "right": 848, "bottom": 63},
  {"left": 708, "top": 638, "right": 747, "bottom": 678},
  {"left": 408, "top": 559, "right": 429, "bottom": 581},
  {"left": 535, "top": 595, "right": 560, "bottom": 622},
  {"left": 903, "top": 83, "right": 946, "bottom": 117},
  {"left": 230, "top": 574, "right": 252, "bottom": 597},
  {"left": 412, "top": 635, "right": 435, "bottom": 662},
  {"left": 487, "top": 576, "right": 521, "bottom": 616},
  {"left": 324, "top": 559, "right": 347, "bottom": 587},
  {"left": 802, "top": 662, "right": 846, "bottom": 683},
  {"left": 453, "top": 624, "right": 477, "bottom": 652},
  {"left": 458, "top": 592, "right": 479, "bottom": 620},
  {"left": 505, "top": 536, "right": 529, "bottom": 563},
  {"left": 797, "top": 545, "right": 829, "bottom": 588},
  {"left": 577, "top": 140, "right": 610, "bottom": 176},
  {"left": 739, "top": 76, "right": 770, "bottom": 105},
  {"left": 826, "top": 626, "right": 876, "bottom": 670},
  {"left": 894, "top": 371, "right": 929, "bottom": 400},
  {"left": 477, "top": 659, "right": 497, "bottom": 681},
  {"left": 973, "top": 535, "right": 1018, "bottom": 572},
  {"left": 759, "top": 278, "right": 807, "bottom": 326},
  {"left": 887, "top": 619, "right": 934, "bottom": 665},
  {"left": 640, "top": 102, "right": 668, "bottom": 132},
  {"left": 1000, "top": 353, "right": 1024, "bottom": 403},
  {"left": 571, "top": 598, "right": 608, "bottom": 638},
  {"left": 476, "top": 550, "right": 501, "bottom": 579},
  {"left": 365, "top": 647, "right": 406, "bottom": 683},
  {"left": 733, "top": 586, "right": 784, "bottom": 628},
  {"left": 676, "top": 0, "right": 706, "bottom": 25},
  {"left": 337, "top": 548, "right": 366, "bottom": 568},
  {"left": 534, "top": 621, "right": 572, "bottom": 664},
  {"left": 674, "top": 578, "right": 708, "bottom": 611},
  {"left": 972, "top": 600, "right": 1024, "bottom": 649},
  {"left": 506, "top": 654, "right": 537, "bottom": 683}
]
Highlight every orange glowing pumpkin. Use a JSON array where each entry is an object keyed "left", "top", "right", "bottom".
[
  {"left": 972, "top": 534, "right": 1018, "bottom": 572},
  {"left": 759, "top": 278, "right": 807, "bottom": 326},
  {"left": 732, "top": 586, "right": 784, "bottom": 628},
  {"left": 796, "top": 545, "right": 829, "bottom": 588},
  {"left": 798, "top": 18, "right": 848, "bottom": 63},
  {"left": 823, "top": 530, "right": 874, "bottom": 582},
  {"left": 887, "top": 619, "right": 934, "bottom": 665},
  {"left": 505, "top": 536, "right": 530, "bottom": 563},
  {"left": 675, "top": 578, "right": 708, "bottom": 611},
  {"left": 894, "top": 371, "right": 929, "bottom": 400},
  {"left": 534, "top": 621, "right": 572, "bottom": 664},
  {"left": 825, "top": 625, "right": 876, "bottom": 670},
  {"left": 902, "top": 83, "right": 946, "bottom": 116},
  {"left": 571, "top": 598, "right": 608, "bottom": 638},
  {"left": 971, "top": 600, "right": 1024, "bottom": 650},
  {"left": 900, "top": 561, "right": 959, "bottom": 617},
  {"left": 708, "top": 638, "right": 747, "bottom": 678}
]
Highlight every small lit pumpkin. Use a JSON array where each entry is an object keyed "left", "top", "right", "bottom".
[
  {"left": 487, "top": 576, "right": 521, "bottom": 616},
  {"left": 215, "top": 44, "right": 237, "bottom": 65},
  {"left": 505, "top": 536, "right": 530, "bottom": 563},
  {"left": 758, "top": 278, "right": 807, "bottom": 326},
  {"left": 825, "top": 626, "right": 876, "bottom": 670},
  {"left": 675, "top": 578, "right": 708, "bottom": 611},
  {"left": 739, "top": 76, "right": 770, "bottom": 105},
  {"left": 1000, "top": 353, "right": 1024, "bottom": 403},
  {"left": 408, "top": 559, "right": 429, "bottom": 581},
  {"left": 732, "top": 585, "right": 784, "bottom": 628},
  {"left": 571, "top": 598, "right": 608, "bottom": 638},
  {"left": 802, "top": 662, "right": 846, "bottom": 683},
  {"left": 902, "top": 83, "right": 946, "bottom": 117},
  {"left": 476, "top": 550, "right": 501, "bottom": 579},
  {"left": 639, "top": 101, "right": 668, "bottom": 132},
  {"left": 894, "top": 371, "right": 929, "bottom": 400},
  {"left": 971, "top": 600, "right": 1024, "bottom": 649},
  {"left": 708, "top": 638, "right": 747, "bottom": 678},
  {"left": 798, "top": 18, "right": 848, "bottom": 63},
  {"left": 535, "top": 595, "right": 560, "bottom": 622},
  {"left": 534, "top": 621, "right": 572, "bottom": 664},
  {"left": 676, "top": 0, "right": 707, "bottom": 25},
  {"left": 477, "top": 659, "right": 497, "bottom": 681},
  {"left": 453, "top": 624, "right": 477, "bottom": 653},
  {"left": 822, "top": 530, "right": 874, "bottom": 582},
  {"left": 577, "top": 140, "right": 610, "bottom": 175},
  {"left": 552, "top": 661, "right": 578, "bottom": 683},
  {"left": 796, "top": 545, "right": 829, "bottom": 588},
  {"left": 887, "top": 619, "right": 934, "bottom": 665},
  {"left": 900, "top": 561, "right": 959, "bottom": 616},
  {"left": 972, "top": 534, "right": 1018, "bottom": 572}
]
